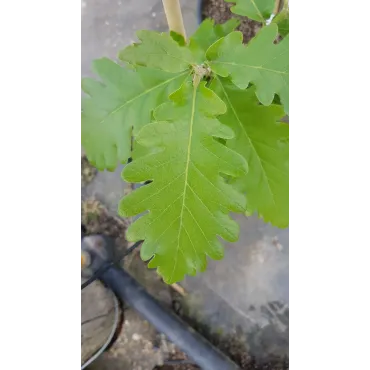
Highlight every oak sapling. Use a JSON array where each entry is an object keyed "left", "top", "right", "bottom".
[{"left": 81, "top": 0, "right": 289, "bottom": 283}]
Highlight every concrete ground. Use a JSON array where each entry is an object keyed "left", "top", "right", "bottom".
[{"left": 82, "top": 0, "right": 289, "bottom": 368}]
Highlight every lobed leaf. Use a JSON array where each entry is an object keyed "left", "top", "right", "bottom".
[
  {"left": 212, "top": 77, "right": 289, "bottom": 227},
  {"left": 225, "top": 0, "right": 275, "bottom": 22},
  {"left": 206, "top": 24, "right": 289, "bottom": 113},
  {"left": 118, "top": 30, "right": 195, "bottom": 73},
  {"left": 189, "top": 18, "right": 240, "bottom": 62},
  {"left": 119, "top": 79, "right": 248, "bottom": 283},
  {"left": 81, "top": 58, "right": 187, "bottom": 170}
]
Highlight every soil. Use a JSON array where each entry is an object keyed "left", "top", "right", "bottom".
[
  {"left": 82, "top": 155, "right": 98, "bottom": 187},
  {"left": 202, "top": 0, "right": 262, "bottom": 43},
  {"left": 88, "top": 310, "right": 179, "bottom": 370},
  {"left": 153, "top": 348, "right": 199, "bottom": 370},
  {"left": 81, "top": 197, "right": 129, "bottom": 254}
]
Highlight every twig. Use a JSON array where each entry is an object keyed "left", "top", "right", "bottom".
[
  {"left": 162, "top": 0, "right": 187, "bottom": 40},
  {"left": 274, "top": 0, "right": 281, "bottom": 14},
  {"left": 170, "top": 283, "right": 187, "bottom": 297}
]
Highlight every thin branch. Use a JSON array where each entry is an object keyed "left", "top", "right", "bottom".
[
  {"left": 162, "top": 0, "right": 187, "bottom": 40},
  {"left": 274, "top": 0, "right": 281, "bottom": 14},
  {"left": 170, "top": 283, "right": 187, "bottom": 296}
]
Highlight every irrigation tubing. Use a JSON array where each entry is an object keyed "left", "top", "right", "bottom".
[
  {"left": 81, "top": 239, "right": 142, "bottom": 290},
  {"left": 99, "top": 264, "right": 240, "bottom": 370}
]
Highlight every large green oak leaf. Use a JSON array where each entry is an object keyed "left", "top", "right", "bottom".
[
  {"left": 206, "top": 24, "right": 289, "bottom": 113},
  {"left": 81, "top": 58, "right": 187, "bottom": 170},
  {"left": 119, "top": 79, "right": 248, "bottom": 283},
  {"left": 212, "top": 77, "right": 289, "bottom": 227}
]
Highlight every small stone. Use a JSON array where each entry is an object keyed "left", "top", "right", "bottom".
[
  {"left": 132, "top": 333, "right": 141, "bottom": 341},
  {"left": 272, "top": 236, "right": 283, "bottom": 251}
]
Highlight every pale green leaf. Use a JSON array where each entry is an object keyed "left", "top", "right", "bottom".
[
  {"left": 211, "top": 77, "right": 289, "bottom": 227},
  {"left": 189, "top": 18, "right": 240, "bottom": 62},
  {"left": 216, "top": 18, "right": 241, "bottom": 35},
  {"left": 206, "top": 24, "right": 289, "bottom": 113},
  {"left": 225, "top": 0, "right": 275, "bottom": 22},
  {"left": 119, "top": 79, "right": 248, "bottom": 283},
  {"left": 118, "top": 30, "right": 195, "bottom": 73},
  {"left": 81, "top": 58, "right": 187, "bottom": 170}
]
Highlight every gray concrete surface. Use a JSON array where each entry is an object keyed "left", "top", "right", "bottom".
[{"left": 82, "top": 0, "right": 289, "bottom": 367}]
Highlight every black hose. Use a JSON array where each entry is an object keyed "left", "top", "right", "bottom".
[
  {"left": 81, "top": 224, "right": 87, "bottom": 238},
  {"left": 99, "top": 265, "right": 240, "bottom": 370}
]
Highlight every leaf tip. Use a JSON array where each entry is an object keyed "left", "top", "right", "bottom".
[{"left": 139, "top": 245, "right": 153, "bottom": 262}]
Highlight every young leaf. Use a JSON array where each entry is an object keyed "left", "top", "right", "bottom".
[
  {"left": 272, "top": 3, "right": 289, "bottom": 37},
  {"left": 206, "top": 24, "right": 289, "bottom": 113},
  {"left": 225, "top": 0, "right": 275, "bottom": 22},
  {"left": 189, "top": 18, "right": 240, "bottom": 62},
  {"left": 170, "top": 31, "right": 186, "bottom": 46},
  {"left": 119, "top": 79, "right": 248, "bottom": 283},
  {"left": 118, "top": 30, "right": 195, "bottom": 73},
  {"left": 215, "top": 18, "right": 241, "bottom": 35},
  {"left": 212, "top": 77, "right": 289, "bottom": 227},
  {"left": 81, "top": 58, "right": 187, "bottom": 170}
]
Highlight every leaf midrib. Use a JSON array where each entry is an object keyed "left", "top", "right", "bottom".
[
  {"left": 141, "top": 52, "right": 192, "bottom": 66},
  {"left": 250, "top": 0, "right": 265, "bottom": 22},
  {"left": 212, "top": 61, "right": 288, "bottom": 75},
  {"left": 99, "top": 71, "right": 188, "bottom": 126},
  {"left": 155, "top": 41, "right": 194, "bottom": 65},
  {"left": 216, "top": 77, "right": 276, "bottom": 207},
  {"left": 169, "top": 83, "right": 197, "bottom": 282}
]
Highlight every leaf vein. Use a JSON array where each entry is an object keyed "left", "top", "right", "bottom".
[
  {"left": 99, "top": 72, "right": 187, "bottom": 125},
  {"left": 216, "top": 77, "right": 276, "bottom": 206},
  {"left": 212, "top": 61, "right": 287, "bottom": 75}
]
